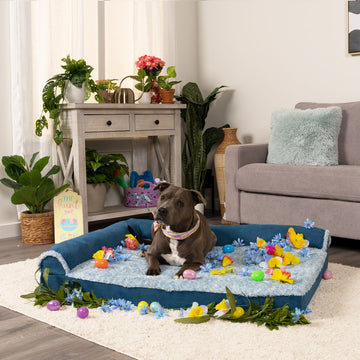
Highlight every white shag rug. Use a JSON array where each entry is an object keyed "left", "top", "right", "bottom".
[{"left": 1, "top": 259, "right": 360, "bottom": 360}]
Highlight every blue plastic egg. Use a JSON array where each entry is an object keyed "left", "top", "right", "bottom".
[
  {"left": 223, "top": 245, "right": 235, "bottom": 253},
  {"left": 150, "top": 301, "right": 162, "bottom": 313}
]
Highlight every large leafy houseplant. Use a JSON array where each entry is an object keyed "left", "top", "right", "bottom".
[
  {"left": 35, "top": 55, "right": 98, "bottom": 145},
  {"left": 175, "top": 82, "right": 228, "bottom": 193},
  {"left": 0, "top": 152, "right": 69, "bottom": 213}
]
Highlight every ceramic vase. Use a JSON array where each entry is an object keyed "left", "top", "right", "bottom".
[
  {"left": 64, "top": 81, "right": 86, "bottom": 103},
  {"left": 160, "top": 88, "right": 175, "bottom": 104},
  {"left": 138, "top": 92, "right": 152, "bottom": 104},
  {"left": 214, "top": 128, "right": 241, "bottom": 219},
  {"left": 87, "top": 183, "right": 107, "bottom": 213}
]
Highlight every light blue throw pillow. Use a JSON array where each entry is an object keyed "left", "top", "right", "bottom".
[{"left": 266, "top": 106, "right": 342, "bottom": 166}]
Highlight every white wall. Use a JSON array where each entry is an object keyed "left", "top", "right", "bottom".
[{"left": 198, "top": 0, "right": 360, "bottom": 144}]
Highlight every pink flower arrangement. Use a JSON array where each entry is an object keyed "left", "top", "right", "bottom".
[{"left": 135, "top": 55, "right": 165, "bottom": 71}]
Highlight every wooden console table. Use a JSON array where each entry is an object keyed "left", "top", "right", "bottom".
[{"left": 53, "top": 103, "right": 185, "bottom": 233}]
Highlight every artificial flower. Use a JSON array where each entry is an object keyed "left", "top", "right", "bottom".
[
  {"left": 200, "top": 263, "right": 213, "bottom": 273},
  {"left": 214, "top": 299, "right": 231, "bottom": 317},
  {"left": 271, "top": 268, "right": 295, "bottom": 283},
  {"left": 273, "top": 244, "right": 284, "bottom": 257},
  {"left": 287, "top": 227, "right": 307, "bottom": 249},
  {"left": 232, "top": 238, "right": 245, "bottom": 247},
  {"left": 210, "top": 266, "right": 234, "bottom": 275},
  {"left": 238, "top": 266, "right": 250, "bottom": 277},
  {"left": 222, "top": 255, "right": 233, "bottom": 267},
  {"left": 299, "top": 247, "right": 311, "bottom": 258},
  {"left": 108, "top": 298, "right": 134, "bottom": 311},
  {"left": 181, "top": 302, "right": 208, "bottom": 318},
  {"left": 153, "top": 307, "right": 169, "bottom": 319},
  {"left": 303, "top": 218, "right": 315, "bottom": 229},
  {"left": 266, "top": 245, "right": 275, "bottom": 255},
  {"left": 139, "top": 304, "right": 149, "bottom": 315},
  {"left": 98, "top": 301, "right": 112, "bottom": 313},
  {"left": 268, "top": 257, "right": 282, "bottom": 268},
  {"left": 291, "top": 307, "right": 312, "bottom": 323},
  {"left": 92, "top": 250, "right": 104, "bottom": 259},
  {"left": 256, "top": 237, "right": 266, "bottom": 248},
  {"left": 282, "top": 252, "right": 300, "bottom": 266}
]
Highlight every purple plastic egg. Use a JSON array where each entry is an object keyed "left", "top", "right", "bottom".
[
  {"left": 47, "top": 299, "right": 61, "bottom": 311},
  {"left": 77, "top": 306, "right": 89, "bottom": 319},
  {"left": 323, "top": 270, "right": 333, "bottom": 280},
  {"left": 183, "top": 269, "right": 196, "bottom": 280}
]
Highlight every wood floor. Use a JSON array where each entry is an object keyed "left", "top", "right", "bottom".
[{"left": 1, "top": 216, "right": 359, "bottom": 360}]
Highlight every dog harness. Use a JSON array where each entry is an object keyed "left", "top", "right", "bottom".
[{"left": 153, "top": 214, "right": 200, "bottom": 240}]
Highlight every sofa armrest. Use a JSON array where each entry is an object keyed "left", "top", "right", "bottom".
[{"left": 224, "top": 144, "right": 268, "bottom": 223}]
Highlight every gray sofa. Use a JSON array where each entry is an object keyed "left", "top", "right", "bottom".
[{"left": 224, "top": 101, "right": 360, "bottom": 240}]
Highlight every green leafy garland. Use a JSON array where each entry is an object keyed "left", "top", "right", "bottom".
[{"left": 22, "top": 269, "right": 310, "bottom": 331}]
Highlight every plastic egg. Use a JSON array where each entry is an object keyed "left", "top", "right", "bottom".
[
  {"left": 95, "top": 258, "right": 108, "bottom": 269},
  {"left": 223, "top": 245, "right": 235, "bottom": 253},
  {"left": 183, "top": 269, "right": 197, "bottom": 280},
  {"left": 251, "top": 270, "right": 265, "bottom": 281},
  {"left": 77, "top": 307, "right": 89, "bottom": 319},
  {"left": 323, "top": 270, "right": 332, "bottom": 280},
  {"left": 47, "top": 299, "right": 61, "bottom": 311},
  {"left": 137, "top": 301, "right": 149, "bottom": 312},
  {"left": 150, "top": 301, "right": 162, "bottom": 313},
  {"left": 232, "top": 306, "right": 245, "bottom": 319}
]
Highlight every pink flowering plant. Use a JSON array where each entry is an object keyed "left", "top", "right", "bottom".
[{"left": 131, "top": 55, "right": 165, "bottom": 92}]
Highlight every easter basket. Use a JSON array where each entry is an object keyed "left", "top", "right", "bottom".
[{"left": 124, "top": 181, "right": 160, "bottom": 208}]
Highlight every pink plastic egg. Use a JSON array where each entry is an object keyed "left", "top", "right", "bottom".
[
  {"left": 77, "top": 307, "right": 89, "bottom": 319},
  {"left": 183, "top": 269, "right": 196, "bottom": 280},
  {"left": 47, "top": 299, "right": 61, "bottom": 311},
  {"left": 323, "top": 270, "right": 332, "bottom": 280}
]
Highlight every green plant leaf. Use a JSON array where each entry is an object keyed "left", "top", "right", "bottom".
[
  {"left": 32, "top": 156, "right": 50, "bottom": 173},
  {"left": 174, "top": 315, "right": 210, "bottom": 324},
  {"left": 18, "top": 169, "right": 42, "bottom": 187},
  {"left": 225, "top": 287, "right": 237, "bottom": 314},
  {"left": 11, "top": 186, "right": 37, "bottom": 207},
  {"left": 0, "top": 178, "right": 22, "bottom": 190}
]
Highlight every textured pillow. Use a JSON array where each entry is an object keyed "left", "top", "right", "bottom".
[{"left": 266, "top": 106, "right": 342, "bottom": 166}]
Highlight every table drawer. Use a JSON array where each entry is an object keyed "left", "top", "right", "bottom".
[
  {"left": 84, "top": 114, "right": 130, "bottom": 132},
  {"left": 135, "top": 115, "right": 174, "bottom": 131}
]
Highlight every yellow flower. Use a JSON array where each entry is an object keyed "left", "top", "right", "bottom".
[
  {"left": 92, "top": 250, "right": 104, "bottom": 259},
  {"left": 189, "top": 306, "right": 205, "bottom": 317},
  {"left": 232, "top": 306, "right": 245, "bottom": 319},
  {"left": 282, "top": 252, "right": 300, "bottom": 266},
  {"left": 287, "top": 227, "right": 306, "bottom": 249},
  {"left": 273, "top": 244, "right": 284, "bottom": 257},
  {"left": 271, "top": 269, "right": 294, "bottom": 284},
  {"left": 214, "top": 299, "right": 231, "bottom": 317},
  {"left": 215, "top": 299, "right": 228, "bottom": 311},
  {"left": 268, "top": 257, "right": 281, "bottom": 268},
  {"left": 210, "top": 267, "right": 234, "bottom": 275},
  {"left": 256, "top": 237, "right": 266, "bottom": 248}
]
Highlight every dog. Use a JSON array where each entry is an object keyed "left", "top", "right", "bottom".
[{"left": 143, "top": 182, "right": 217, "bottom": 279}]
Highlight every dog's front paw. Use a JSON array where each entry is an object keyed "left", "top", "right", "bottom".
[
  {"left": 173, "top": 274, "right": 184, "bottom": 280},
  {"left": 146, "top": 266, "right": 161, "bottom": 276}
]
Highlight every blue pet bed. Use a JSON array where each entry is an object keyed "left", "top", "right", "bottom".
[{"left": 38, "top": 219, "right": 330, "bottom": 310}]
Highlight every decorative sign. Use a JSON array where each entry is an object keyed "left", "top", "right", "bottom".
[{"left": 54, "top": 189, "right": 83, "bottom": 243}]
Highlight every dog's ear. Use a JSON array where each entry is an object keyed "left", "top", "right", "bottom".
[
  {"left": 154, "top": 182, "right": 171, "bottom": 192},
  {"left": 190, "top": 190, "right": 207, "bottom": 206}
]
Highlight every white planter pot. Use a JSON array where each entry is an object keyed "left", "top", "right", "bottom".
[
  {"left": 138, "top": 92, "right": 151, "bottom": 104},
  {"left": 87, "top": 183, "right": 107, "bottom": 213},
  {"left": 65, "top": 80, "right": 86, "bottom": 103}
]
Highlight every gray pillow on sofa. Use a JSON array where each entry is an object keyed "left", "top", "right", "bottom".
[{"left": 266, "top": 106, "right": 342, "bottom": 166}]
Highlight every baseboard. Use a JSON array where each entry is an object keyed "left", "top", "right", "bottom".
[{"left": 0, "top": 221, "right": 21, "bottom": 239}]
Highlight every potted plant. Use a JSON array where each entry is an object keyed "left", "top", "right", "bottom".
[
  {"left": 95, "top": 79, "right": 119, "bottom": 103},
  {"left": 35, "top": 55, "right": 98, "bottom": 145},
  {"left": 157, "top": 66, "right": 182, "bottom": 104},
  {"left": 0, "top": 152, "right": 70, "bottom": 244},
  {"left": 130, "top": 54, "right": 165, "bottom": 103},
  {"left": 86, "top": 148, "right": 129, "bottom": 213},
  {"left": 175, "top": 82, "right": 228, "bottom": 196}
]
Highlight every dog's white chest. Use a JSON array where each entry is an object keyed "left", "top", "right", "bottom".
[{"left": 161, "top": 239, "right": 186, "bottom": 266}]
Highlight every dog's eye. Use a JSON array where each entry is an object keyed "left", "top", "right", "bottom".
[
  {"left": 177, "top": 200, "right": 184, "bottom": 208},
  {"left": 160, "top": 195, "right": 166, "bottom": 200}
]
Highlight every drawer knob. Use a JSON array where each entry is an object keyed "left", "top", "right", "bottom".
[
  {"left": 154, "top": 120, "right": 160, "bottom": 125},
  {"left": 106, "top": 120, "right": 112, "bottom": 126}
]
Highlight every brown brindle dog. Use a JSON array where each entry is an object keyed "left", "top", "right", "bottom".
[{"left": 144, "top": 182, "right": 217, "bottom": 279}]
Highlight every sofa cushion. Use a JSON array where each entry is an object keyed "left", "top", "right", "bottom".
[
  {"left": 296, "top": 101, "right": 360, "bottom": 166},
  {"left": 267, "top": 107, "right": 342, "bottom": 166},
  {"left": 236, "top": 163, "right": 360, "bottom": 202}
]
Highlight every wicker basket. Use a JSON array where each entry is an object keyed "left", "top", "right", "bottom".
[
  {"left": 20, "top": 210, "right": 55, "bottom": 245},
  {"left": 124, "top": 181, "right": 160, "bottom": 208}
]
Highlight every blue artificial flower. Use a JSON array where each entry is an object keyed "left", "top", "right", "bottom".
[
  {"left": 98, "top": 301, "right": 112, "bottom": 313},
  {"left": 139, "top": 243, "right": 150, "bottom": 251},
  {"left": 271, "top": 233, "right": 282, "bottom": 245},
  {"left": 139, "top": 304, "right": 149, "bottom": 315},
  {"left": 107, "top": 298, "right": 134, "bottom": 311},
  {"left": 205, "top": 249, "right": 224, "bottom": 267},
  {"left": 304, "top": 218, "right": 315, "bottom": 229},
  {"left": 238, "top": 266, "right": 250, "bottom": 277},
  {"left": 114, "top": 245, "right": 124, "bottom": 254},
  {"left": 291, "top": 307, "right": 311, "bottom": 323},
  {"left": 73, "top": 288, "right": 83, "bottom": 301},
  {"left": 64, "top": 292, "right": 76, "bottom": 305},
  {"left": 299, "top": 247, "right": 311, "bottom": 258},
  {"left": 200, "top": 263, "right": 213, "bottom": 273},
  {"left": 153, "top": 307, "right": 169, "bottom": 319},
  {"left": 232, "top": 238, "right": 245, "bottom": 247}
]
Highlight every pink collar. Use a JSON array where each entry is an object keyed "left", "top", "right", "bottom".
[{"left": 153, "top": 215, "right": 200, "bottom": 240}]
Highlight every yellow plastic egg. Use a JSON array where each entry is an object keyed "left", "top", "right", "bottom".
[{"left": 137, "top": 301, "right": 148, "bottom": 312}]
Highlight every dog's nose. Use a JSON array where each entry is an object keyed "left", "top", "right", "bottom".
[{"left": 157, "top": 207, "right": 168, "bottom": 218}]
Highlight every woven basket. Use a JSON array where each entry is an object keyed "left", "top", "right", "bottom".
[
  {"left": 20, "top": 210, "right": 55, "bottom": 245},
  {"left": 124, "top": 181, "right": 160, "bottom": 208}
]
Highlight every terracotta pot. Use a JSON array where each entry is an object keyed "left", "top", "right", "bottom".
[
  {"left": 160, "top": 88, "right": 175, "bottom": 104},
  {"left": 214, "top": 128, "right": 241, "bottom": 219},
  {"left": 87, "top": 183, "right": 107, "bottom": 213},
  {"left": 20, "top": 209, "right": 54, "bottom": 245}
]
